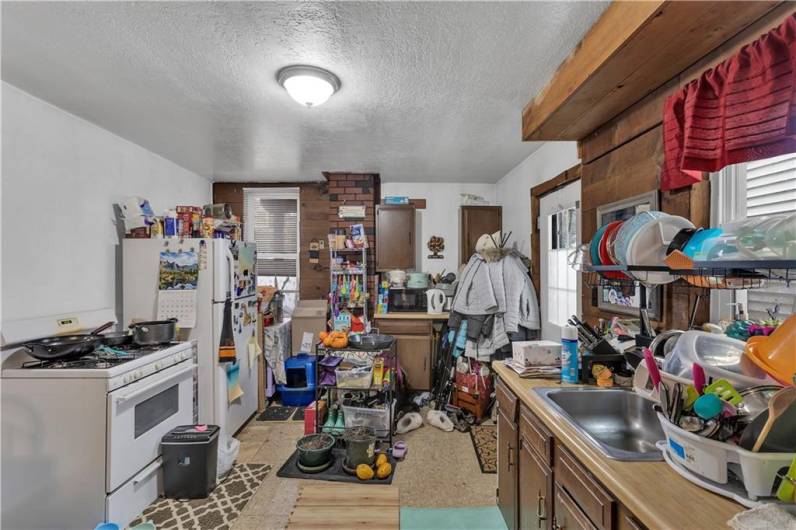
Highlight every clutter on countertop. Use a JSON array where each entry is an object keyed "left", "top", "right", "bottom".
[{"left": 727, "top": 503, "right": 796, "bottom": 530}]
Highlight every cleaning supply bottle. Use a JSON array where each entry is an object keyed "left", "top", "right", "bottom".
[{"left": 561, "top": 325, "right": 579, "bottom": 384}]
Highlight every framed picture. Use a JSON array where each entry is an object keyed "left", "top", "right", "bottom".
[{"left": 595, "top": 191, "right": 661, "bottom": 319}]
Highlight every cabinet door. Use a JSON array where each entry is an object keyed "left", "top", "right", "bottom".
[
  {"left": 498, "top": 407, "right": 518, "bottom": 530},
  {"left": 394, "top": 334, "right": 431, "bottom": 390},
  {"left": 460, "top": 206, "right": 502, "bottom": 264},
  {"left": 553, "top": 483, "right": 597, "bottom": 530},
  {"left": 376, "top": 205, "right": 415, "bottom": 270},
  {"left": 519, "top": 438, "right": 553, "bottom": 530}
]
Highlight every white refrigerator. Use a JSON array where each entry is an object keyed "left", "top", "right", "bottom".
[{"left": 123, "top": 238, "right": 259, "bottom": 436}]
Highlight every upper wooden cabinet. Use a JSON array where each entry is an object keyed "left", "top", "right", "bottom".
[
  {"left": 460, "top": 206, "right": 502, "bottom": 265},
  {"left": 376, "top": 204, "right": 416, "bottom": 271},
  {"left": 521, "top": 1, "right": 784, "bottom": 141}
]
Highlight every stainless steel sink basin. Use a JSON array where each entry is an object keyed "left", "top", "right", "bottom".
[{"left": 534, "top": 387, "right": 664, "bottom": 461}]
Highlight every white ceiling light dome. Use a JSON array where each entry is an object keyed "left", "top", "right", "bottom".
[{"left": 277, "top": 65, "right": 341, "bottom": 108}]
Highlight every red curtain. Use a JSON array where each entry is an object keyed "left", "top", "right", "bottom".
[{"left": 661, "top": 13, "right": 796, "bottom": 191}]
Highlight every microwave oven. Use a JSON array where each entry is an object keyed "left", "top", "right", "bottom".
[{"left": 388, "top": 288, "right": 427, "bottom": 312}]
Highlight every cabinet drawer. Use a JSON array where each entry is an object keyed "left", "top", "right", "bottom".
[
  {"left": 555, "top": 446, "right": 615, "bottom": 530},
  {"left": 554, "top": 483, "right": 598, "bottom": 530},
  {"left": 496, "top": 379, "right": 518, "bottom": 422},
  {"left": 375, "top": 319, "right": 431, "bottom": 335},
  {"left": 520, "top": 405, "right": 553, "bottom": 466}
]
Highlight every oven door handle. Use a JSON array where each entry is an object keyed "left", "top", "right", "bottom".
[
  {"left": 114, "top": 364, "right": 195, "bottom": 405},
  {"left": 133, "top": 457, "right": 163, "bottom": 486}
]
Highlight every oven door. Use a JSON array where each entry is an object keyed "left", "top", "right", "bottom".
[{"left": 106, "top": 361, "right": 195, "bottom": 492}]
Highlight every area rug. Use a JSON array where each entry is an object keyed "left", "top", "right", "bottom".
[
  {"left": 292, "top": 406, "right": 306, "bottom": 421},
  {"left": 256, "top": 405, "right": 296, "bottom": 422},
  {"left": 401, "top": 507, "right": 507, "bottom": 530},
  {"left": 130, "top": 463, "right": 271, "bottom": 530},
  {"left": 469, "top": 424, "right": 497, "bottom": 474}
]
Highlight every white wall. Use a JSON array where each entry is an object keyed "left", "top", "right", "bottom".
[
  {"left": 380, "top": 182, "right": 496, "bottom": 276},
  {"left": 1, "top": 83, "right": 212, "bottom": 322},
  {"left": 495, "top": 142, "right": 580, "bottom": 257}
]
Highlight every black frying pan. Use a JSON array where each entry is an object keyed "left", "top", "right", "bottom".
[{"left": 17, "top": 321, "right": 114, "bottom": 361}]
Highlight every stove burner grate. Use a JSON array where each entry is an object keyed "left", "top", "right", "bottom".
[{"left": 21, "top": 342, "right": 180, "bottom": 369}]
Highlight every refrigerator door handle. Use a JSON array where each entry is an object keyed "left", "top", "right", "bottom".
[{"left": 225, "top": 248, "right": 236, "bottom": 302}]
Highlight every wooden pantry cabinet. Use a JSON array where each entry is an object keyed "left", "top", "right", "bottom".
[
  {"left": 496, "top": 378, "right": 646, "bottom": 530},
  {"left": 374, "top": 318, "right": 432, "bottom": 390}
]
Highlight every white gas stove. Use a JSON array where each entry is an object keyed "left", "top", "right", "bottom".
[{"left": 1, "top": 309, "right": 197, "bottom": 530}]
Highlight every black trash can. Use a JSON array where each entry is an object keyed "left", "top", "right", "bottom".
[{"left": 161, "top": 424, "right": 220, "bottom": 499}]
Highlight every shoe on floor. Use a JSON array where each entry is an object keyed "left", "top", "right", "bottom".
[
  {"left": 322, "top": 408, "right": 337, "bottom": 433},
  {"left": 333, "top": 408, "right": 345, "bottom": 435},
  {"left": 426, "top": 410, "right": 454, "bottom": 432},
  {"left": 396, "top": 412, "right": 423, "bottom": 434}
]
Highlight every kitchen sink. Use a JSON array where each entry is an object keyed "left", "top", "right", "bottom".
[{"left": 534, "top": 387, "right": 664, "bottom": 461}]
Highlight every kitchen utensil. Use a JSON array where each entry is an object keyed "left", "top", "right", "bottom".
[
  {"left": 18, "top": 320, "right": 115, "bottom": 361},
  {"left": 659, "top": 381, "right": 671, "bottom": 418},
  {"left": 751, "top": 387, "right": 796, "bottom": 452},
  {"left": 693, "top": 364, "right": 706, "bottom": 395},
  {"left": 649, "top": 329, "right": 683, "bottom": 358},
  {"left": 406, "top": 272, "right": 429, "bottom": 289},
  {"left": 425, "top": 288, "right": 445, "bottom": 314},
  {"left": 694, "top": 393, "right": 723, "bottom": 420},
  {"left": 739, "top": 410, "right": 768, "bottom": 450},
  {"left": 703, "top": 379, "right": 743, "bottom": 406},
  {"left": 613, "top": 211, "right": 667, "bottom": 266},
  {"left": 98, "top": 331, "right": 133, "bottom": 347},
  {"left": 744, "top": 314, "right": 796, "bottom": 386},
  {"left": 640, "top": 308, "right": 656, "bottom": 338},
  {"left": 643, "top": 348, "right": 661, "bottom": 390},
  {"left": 625, "top": 213, "right": 695, "bottom": 284},
  {"left": 737, "top": 385, "right": 784, "bottom": 423},
  {"left": 666, "top": 227, "right": 698, "bottom": 256},
  {"left": 775, "top": 457, "right": 796, "bottom": 502},
  {"left": 590, "top": 224, "right": 609, "bottom": 266},
  {"left": 597, "top": 221, "right": 627, "bottom": 280},
  {"left": 129, "top": 318, "right": 177, "bottom": 345}
]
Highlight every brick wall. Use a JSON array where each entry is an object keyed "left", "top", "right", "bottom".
[{"left": 325, "top": 172, "right": 381, "bottom": 313}]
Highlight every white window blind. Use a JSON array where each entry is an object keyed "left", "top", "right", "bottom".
[
  {"left": 745, "top": 154, "right": 796, "bottom": 320},
  {"left": 243, "top": 189, "right": 300, "bottom": 279}
]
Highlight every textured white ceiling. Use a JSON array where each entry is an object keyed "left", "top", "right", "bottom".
[{"left": 2, "top": 2, "right": 607, "bottom": 182}]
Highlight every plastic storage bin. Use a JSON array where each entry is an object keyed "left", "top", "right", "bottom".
[
  {"left": 335, "top": 363, "right": 373, "bottom": 388},
  {"left": 343, "top": 402, "right": 393, "bottom": 437},
  {"left": 277, "top": 354, "right": 317, "bottom": 406},
  {"left": 161, "top": 424, "right": 220, "bottom": 499},
  {"left": 657, "top": 412, "right": 795, "bottom": 500}
]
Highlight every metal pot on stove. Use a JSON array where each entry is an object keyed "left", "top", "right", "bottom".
[{"left": 129, "top": 318, "right": 177, "bottom": 345}]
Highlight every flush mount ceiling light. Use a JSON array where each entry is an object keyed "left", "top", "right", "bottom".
[{"left": 277, "top": 65, "right": 341, "bottom": 108}]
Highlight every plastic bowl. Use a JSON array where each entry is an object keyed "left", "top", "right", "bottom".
[{"left": 614, "top": 211, "right": 667, "bottom": 266}]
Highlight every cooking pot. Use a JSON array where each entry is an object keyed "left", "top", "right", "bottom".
[
  {"left": 387, "top": 270, "right": 406, "bottom": 287},
  {"left": 129, "top": 318, "right": 177, "bottom": 345}
]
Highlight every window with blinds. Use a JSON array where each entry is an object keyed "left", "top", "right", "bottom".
[
  {"left": 744, "top": 154, "right": 796, "bottom": 320},
  {"left": 243, "top": 189, "right": 300, "bottom": 287}
]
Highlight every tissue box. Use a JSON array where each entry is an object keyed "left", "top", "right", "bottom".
[{"left": 512, "top": 340, "right": 561, "bottom": 367}]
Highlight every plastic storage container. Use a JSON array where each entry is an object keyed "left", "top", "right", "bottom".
[
  {"left": 161, "top": 424, "right": 219, "bottom": 499},
  {"left": 343, "top": 402, "right": 393, "bottom": 438},
  {"left": 335, "top": 363, "right": 373, "bottom": 389},
  {"left": 657, "top": 412, "right": 795, "bottom": 500},
  {"left": 277, "top": 354, "right": 317, "bottom": 406}
]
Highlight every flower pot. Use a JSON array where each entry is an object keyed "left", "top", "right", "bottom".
[
  {"left": 343, "top": 426, "right": 376, "bottom": 467},
  {"left": 296, "top": 433, "right": 335, "bottom": 468}
]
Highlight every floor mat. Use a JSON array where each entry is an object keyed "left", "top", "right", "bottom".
[
  {"left": 292, "top": 407, "right": 306, "bottom": 421},
  {"left": 469, "top": 424, "right": 497, "bottom": 474},
  {"left": 257, "top": 405, "right": 296, "bottom": 422},
  {"left": 130, "top": 463, "right": 270, "bottom": 530},
  {"left": 401, "top": 507, "right": 506, "bottom": 530},
  {"left": 277, "top": 447, "right": 397, "bottom": 484}
]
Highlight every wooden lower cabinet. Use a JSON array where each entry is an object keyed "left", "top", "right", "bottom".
[
  {"left": 553, "top": 483, "right": 598, "bottom": 530},
  {"left": 519, "top": 436, "right": 553, "bottom": 529},
  {"left": 393, "top": 334, "right": 431, "bottom": 390},
  {"left": 496, "top": 378, "right": 646, "bottom": 530},
  {"left": 498, "top": 407, "right": 518, "bottom": 530}
]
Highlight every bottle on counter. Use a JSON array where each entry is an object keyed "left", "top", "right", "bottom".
[{"left": 561, "top": 325, "right": 579, "bottom": 384}]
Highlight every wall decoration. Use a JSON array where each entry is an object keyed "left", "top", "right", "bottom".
[{"left": 427, "top": 235, "right": 445, "bottom": 259}]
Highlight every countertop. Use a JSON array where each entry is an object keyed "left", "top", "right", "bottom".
[
  {"left": 374, "top": 312, "right": 449, "bottom": 320},
  {"left": 492, "top": 363, "right": 744, "bottom": 530}
]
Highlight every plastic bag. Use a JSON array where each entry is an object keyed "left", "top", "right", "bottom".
[{"left": 217, "top": 434, "right": 240, "bottom": 479}]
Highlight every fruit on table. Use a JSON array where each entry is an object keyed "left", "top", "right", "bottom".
[
  {"left": 376, "top": 453, "right": 388, "bottom": 467},
  {"left": 356, "top": 463, "right": 374, "bottom": 480},
  {"left": 376, "top": 462, "right": 392, "bottom": 479}
]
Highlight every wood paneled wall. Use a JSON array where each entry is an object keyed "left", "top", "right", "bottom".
[
  {"left": 213, "top": 182, "right": 330, "bottom": 300},
  {"left": 577, "top": 4, "right": 795, "bottom": 330}
]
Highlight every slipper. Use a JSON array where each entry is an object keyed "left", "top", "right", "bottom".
[
  {"left": 426, "top": 409, "right": 454, "bottom": 432},
  {"left": 392, "top": 441, "right": 407, "bottom": 459},
  {"left": 396, "top": 411, "right": 423, "bottom": 434}
]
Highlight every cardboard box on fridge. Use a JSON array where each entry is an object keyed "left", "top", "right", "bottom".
[
  {"left": 512, "top": 340, "right": 562, "bottom": 367},
  {"left": 291, "top": 299, "right": 328, "bottom": 355}
]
